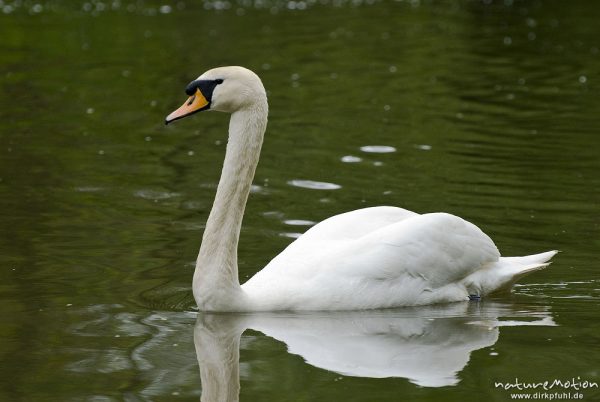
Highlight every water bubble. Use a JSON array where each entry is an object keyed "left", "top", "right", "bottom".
[
  {"left": 145, "top": 136, "right": 152, "bottom": 142},
  {"left": 330, "top": 72, "right": 338, "bottom": 79},
  {"left": 341, "top": 155, "right": 362, "bottom": 163},
  {"left": 3, "top": 5, "right": 14, "bottom": 13},
  {"left": 490, "top": 352, "right": 499, "bottom": 356},
  {"left": 456, "top": 112, "right": 464, "bottom": 119},
  {"left": 288, "top": 180, "right": 341, "bottom": 190},
  {"left": 527, "top": 32, "right": 536, "bottom": 40},
  {"left": 291, "top": 73, "right": 300, "bottom": 81},
  {"left": 86, "top": 107, "right": 94, "bottom": 114},
  {"left": 31, "top": 4, "right": 43, "bottom": 13},
  {"left": 98, "top": 150, "right": 105, "bottom": 155},
  {"left": 373, "top": 161, "right": 384, "bottom": 166},
  {"left": 360, "top": 145, "right": 396, "bottom": 153},
  {"left": 503, "top": 36, "right": 512, "bottom": 46},
  {"left": 159, "top": 5, "right": 172, "bottom": 13},
  {"left": 416, "top": 144, "right": 432, "bottom": 151},
  {"left": 121, "top": 70, "right": 131, "bottom": 77},
  {"left": 187, "top": 150, "right": 195, "bottom": 156},
  {"left": 578, "top": 75, "right": 587, "bottom": 84},
  {"left": 262, "top": 63, "right": 271, "bottom": 70},
  {"left": 383, "top": 104, "right": 391, "bottom": 111},
  {"left": 389, "top": 65, "right": 397, "bottom": 73}
]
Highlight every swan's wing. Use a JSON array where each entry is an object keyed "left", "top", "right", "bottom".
[
  {"left": 263, "top": 211, "right": 499, "bottom": 286},
  {"left": 243, "top": 211, "right": 500, "bottom": 309},
  {"left": 282, "top": 206, "right": 418, "bottom": 249},
  {"left": 256, "top": 206, "right": 417, "bottom": 274},
  {"left": 343, "top": 212, "right": 500, "bottom": 288}
]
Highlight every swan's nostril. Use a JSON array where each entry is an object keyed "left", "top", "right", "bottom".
[{"left": 187, "top": 95, "right": 196, "bottom": 106}]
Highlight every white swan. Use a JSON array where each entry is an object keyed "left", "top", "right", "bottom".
[{"left": 165, "top": 66, "right": 557, "bottom": 312}]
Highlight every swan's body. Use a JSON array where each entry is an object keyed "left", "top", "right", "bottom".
[{"left": 165, "top": 66, "right": 557, "bottom": 312}]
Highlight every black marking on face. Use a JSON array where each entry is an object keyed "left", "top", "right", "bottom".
[{"left": 184, "top": 79, "right": 224, "bottom": 103}]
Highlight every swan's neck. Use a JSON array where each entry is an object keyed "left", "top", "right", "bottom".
[{"left": 194, "top": 101, "right": 267, "bottom": 311}]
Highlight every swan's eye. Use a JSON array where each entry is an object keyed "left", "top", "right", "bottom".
[{"left": 215, "top": 79, "right": 224, "bottom": 84}]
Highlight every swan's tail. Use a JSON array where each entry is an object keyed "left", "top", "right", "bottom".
[
  {"left": 464, "top": 250, "right": 558, "bottom": 295},
  {"left": 500, "top": 250, "right": 558, "bottom": 277}
]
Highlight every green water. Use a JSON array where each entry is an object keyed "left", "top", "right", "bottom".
[{"left": 1, "top": 1, "right": 599, "bottom": 401}]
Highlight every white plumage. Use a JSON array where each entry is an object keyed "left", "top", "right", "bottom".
[{"left": 165, "top": 66, "right": 557, "bottom": 312}]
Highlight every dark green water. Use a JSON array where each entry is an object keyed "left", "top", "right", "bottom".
[{"left": 1, "top": 1, "right": 599, "bottom": 401}]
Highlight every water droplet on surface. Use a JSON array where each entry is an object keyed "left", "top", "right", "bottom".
[
  {"left": 284, "top": 219, "right": 315, "bottom": 226},
  {"left": 280, "top": 232, "right": 302, "bottom": 239},
  {"left": 341, "top": 155, "right": 362, "bottom": 163},
  {"left": 288, "top": 180, "right": 341, "bottom": 190},
  {"left": 360, "top": 145, "right": 396, "bottom": 153}
]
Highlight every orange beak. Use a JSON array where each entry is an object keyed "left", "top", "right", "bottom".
[{"left": 165, "top": 88, "right": 210, "bottom": 125}]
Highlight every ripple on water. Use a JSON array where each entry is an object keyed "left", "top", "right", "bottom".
[
  {"left": 288, "top": 180, "right": 341, "bottom": 190},
  {"left": 134, "top": 190, "right": 180, "bottom": 200},
  {"left": 360, "top": 145, "right": 396, "bottom": 153}
]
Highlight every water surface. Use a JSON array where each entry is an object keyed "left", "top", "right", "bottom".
[{"left": 1, "top": 1, "right": 599, "bottom": 401}]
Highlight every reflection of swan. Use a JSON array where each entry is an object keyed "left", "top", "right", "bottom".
[
  {"left": 194, "top": 302, "right": 556, "bottom": 400},
  {"left": 166, "top": 66, "right": 557, "bottom": 312}
]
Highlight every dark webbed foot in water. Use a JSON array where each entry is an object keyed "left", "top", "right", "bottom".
[{"left": 468, "top": 294, "right": 481, "bottom": 301}]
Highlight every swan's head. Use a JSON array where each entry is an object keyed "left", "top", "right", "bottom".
[{"left": 165, "top": 66, "right": 266, "bottom": 124}]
